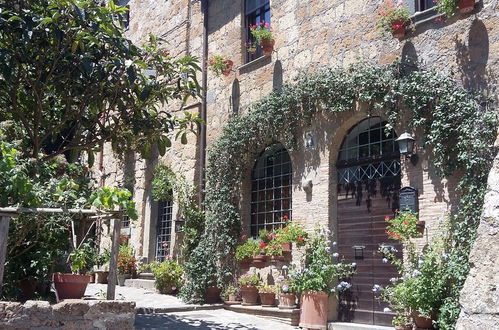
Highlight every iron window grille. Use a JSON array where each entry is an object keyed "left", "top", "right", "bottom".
[
  {"left": 250, "top": 144, "right": 292, "bottom": 237},
  {"left": 245, "top": 0, "right": 270, "bottom": 63},
  {"left": 155, "top": 200, "right": 173, "bottom": 262}
]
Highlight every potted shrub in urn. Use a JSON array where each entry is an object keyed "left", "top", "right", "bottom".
[
  {"left": 290, "top": 227, "right": 355, "bottom": 330},
  {"left": 250, "top": 21, "right": 274, "bottom": 55},
  {"left": 376, "top": 0, "right": 411, "bottom": 38},
  {"left": 53, "top": 244, "right": 93, "bottom": 300},
  {"left": 238, "top": 274, "right": 262, "bottom": 306},
  {"left": 117, "top": 243, "right": 136, "bottom": 286},
  {"left": 257, "top": 284, "right": 277, "bottom": 307},
  {"left": 149, "top": 257, "right": 184, "bottom": 294}
]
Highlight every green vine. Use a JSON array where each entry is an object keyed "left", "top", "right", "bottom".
[
  {"left": 152, "top": 164, "right": 205, "bottom": 260},
  {"left": 181, "top": 61, "right": 497, "bottom": 329}
]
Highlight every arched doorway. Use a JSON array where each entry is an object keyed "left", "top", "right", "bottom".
[{"left": 335, "top": 117, "right": 402, "bottom": 326}]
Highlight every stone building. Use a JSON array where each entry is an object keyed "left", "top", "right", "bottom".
[{"left": 97, "top": 0, "right": 499, "bottom": 328}]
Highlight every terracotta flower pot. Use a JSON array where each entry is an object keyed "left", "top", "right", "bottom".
[
  {"left": 391, "top": 20, "right": 407, "bottom": 38},
  {"left": 205, "top": 286, "right": 221, "bottom": 304},
  {"left": 259, "top": 292, "right": 276, "bottom": 307},
  {"left": 416, "top": 220, "right": 426, "bottom": 235},
  {"left": 278, "top": 293, "right": 297, "bottom": 309},
  {"left": 94, "top": 271, "right": 109, "bottom": 284},
  {"left": 252, "top": 255, "right": 268, "bottom": 268},
  {"left": 281, "top": 242, "right": 292, "bottom": 252},
  {"left": 260, "top": 39, "right": 275, "bottom": 55},
  {"left": 412, "top": 312, "right": 434, "bottom": 329},
  {"left": 239, "top": 258, "right": 252, "bottom": 269},
  {"left": 224, "top": 293, "right": 240, "bottom": 305},
  {"left": 240, "top": 286, "right": 259, "bottom": 305},
  {"left": 300, "top": 291, "right": 328, "bottom": 330},
  {"left": 19, "top": 278, "right": 37, "bottom": 301},
  {"left": 52, "top": 273, "right": 91, "bottom": 300},
  {"left": 458, "top": 0, "right": 475, "bottom": 13}
]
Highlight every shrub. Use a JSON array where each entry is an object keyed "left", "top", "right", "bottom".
[
  {"left": 237, "top": 274, "right": 262, "bottom": 287},
  {"left": 117, "top": 244, "right": 136, "bottom": 275},
  {"left": 235, "top": 238, "right": 260, "bottom": 260},
  {"left": 150, "top": 259, "right": 184, "bottom": 294},
  {"left": 385, "top": 211, "right": 421, "bottom": 241}
]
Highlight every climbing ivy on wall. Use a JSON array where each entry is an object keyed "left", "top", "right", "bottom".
[{"left": 180, "top": 62, "right": 497, "bottom": 328}]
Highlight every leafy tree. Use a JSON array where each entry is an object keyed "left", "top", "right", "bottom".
[{"left": 0, "top": 0, "right": 201, "bottom": 162}]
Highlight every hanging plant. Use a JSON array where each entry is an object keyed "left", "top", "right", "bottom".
[
  {"left": 250, "top": 21, "right": 274, "bottom": 55},
  {"left": 435, "top": 0, "right": 475, "bottom": 17},
  {"left": 208, "top": 56, "right": 234, "bottom": 77},
  {"left": 376, "top": 0, "right": 411, "bottom": 38}
]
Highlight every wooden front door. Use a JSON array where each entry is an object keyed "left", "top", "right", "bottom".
[{"left": 337, "top": 173, "right": 402, "bottom": 326}]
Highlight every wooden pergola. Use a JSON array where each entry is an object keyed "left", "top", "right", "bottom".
[{"left": 0, "top": 207, "right": 123, "bottom": 300}]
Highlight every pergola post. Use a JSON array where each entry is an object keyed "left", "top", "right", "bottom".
[
  {"left": 107, "top": 215, "right": 122, "bottom": 300},
  {"left": 0, "top": 216, "right": 12, "bottom": 297}
]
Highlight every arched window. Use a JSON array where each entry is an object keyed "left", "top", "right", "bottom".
[
  {"left": 337, "top": 117, "right": 400, "bottom": 184},
  {"left": 250, "top": 144, "right": 292, "bottom": 237}
]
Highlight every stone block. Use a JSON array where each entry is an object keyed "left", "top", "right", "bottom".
[{"left": 52, "top": 300, "right": 90, "bottom": 320}]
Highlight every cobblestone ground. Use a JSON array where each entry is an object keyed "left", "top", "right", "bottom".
[{"left": 135, "top": 310, "right": 298, "bottom": 330}]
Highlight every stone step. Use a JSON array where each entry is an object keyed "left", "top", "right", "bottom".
[
  {"left": 124, "top": 278, "right": 156, "bottom": 292},
  {"left": 137, "top": 272, "right": 154, "bottom": 280},
  {"left": 224, "top": 304, "right": 300, "bottom": 326},
  {"left": 328, "top": 322, "right": 394, "bottom": 330}
]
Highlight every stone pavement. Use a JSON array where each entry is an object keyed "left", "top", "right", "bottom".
[{"left": 134, "top": 310, "right": 298, "bottom": 330}]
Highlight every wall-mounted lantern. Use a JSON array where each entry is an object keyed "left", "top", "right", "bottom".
[
  {"left": 396, "top": 132, "right": 418, "bottom": 165},
  {"left": 352, "top": 245, "right": 365, "bottom": 260},
  {"left": 175, "top": 218, "right": 185, "bottom": 233}
]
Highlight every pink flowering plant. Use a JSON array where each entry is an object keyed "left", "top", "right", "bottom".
[
  {"left": 249, "top": 21, "right": 273, "bottom": 44},
  {"left": 385, "top": 211, "right": 421, "bottom": 241},
  {"left": 376, "top": 0, "right": 411, "bottom": 36}
]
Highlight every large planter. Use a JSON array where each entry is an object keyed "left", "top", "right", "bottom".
[
  {"left": 240, "top": 286, "right": 259, "bottom": 305},
  {"left": 391, "top": 20, "right": 407, "bottom": 38},
  {"left": 52, "top": 273, "right": 91, "bottom": 300},
  {"left": 19, "top": 278, "right": 37, "bottom": 301},
  {"left": 278, "top": 293, "right": 297, "bottom": 309},
  {"left": 300, "top": 291, "right": 329, "bottom": 330},
  {"left": 458, "top": 0, "right": 475, "bottom": 13},
  {"left": 412, "top": 312, "right": 435, "bottom": 329},
  {"left": 252, "top": 255, "right": 268, "bottom": 268},
  {"left": 260, "top": 39, "right": 275, "bottom": 55},
  {"left": 259, "top": 292, "right": 276, "bottom": 307},
  {"left": 239, "top": 258, "right": 252, "bottom": 269},
  {"left": 206, "top": 286, "right": 221, "bottom": 304}
]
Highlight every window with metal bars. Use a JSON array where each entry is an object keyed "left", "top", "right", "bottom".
[
  {"left": 245, "top": 0, "right": 270, "bottom": 63},
  {"left": 250, "top": 144, "right": 292, "bottom": 237},
  {"left": 155, "top": 200, "right": 173, "bottom": 262}
]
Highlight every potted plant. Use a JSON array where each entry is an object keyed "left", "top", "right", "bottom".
[
  {"left": 257, "top": 283, "right": 277, "bottom": 307},
  {"left": 208, "top": 55, "right": 234, "bottom": 77},
  {"left": 265, "top": 242, "right": 284, "bottom": 261},
  {"left": 93, "top": 249, "right": 111, "bottom": 283},
  {"left": 250, "top": 21, "right": 274, "bottom": 55},
  {"left": 290, "top": 227, "right": 355, "bottom": 330},
  {"left": 53, "top": 244, "right": 93, "bottom": 300},
  {"left": 235, "top": 236, "right": 260, "bottom": 268},
  {"left": 238, "top": 274, "right": 262, "bottom": 305},
  {"left": 117, "top": 243, "right": 136, "bottom": 286},
  {"left": 276, "top": 274, "right": 297, "bottom": 309},
  {"left": 385, "top": 211, "right": 422, "bottom": 240},
  {"left": 149, "top": 257, "right": 184, "bottom": 294},
  {"left": 222, "top": 285, "right": 240, "bottom": 305},
  {"left": 376, "top": 0, "right": 411, "bottom": 38},
  {"left": 435, "top": 0, "right": 475, "bottom": 16},
  {"left": 276, "top": 218, "right": 308, "bottom": 251},
  {"left": 393, "top": 313, "right": 413, "bottom": 330}
]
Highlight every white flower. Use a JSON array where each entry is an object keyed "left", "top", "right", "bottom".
[
  {"left": 282, "top": 265, "right": 288, "bottom": 270},
  {"left": 412, "top": 270, "right": 422, "bottom": 277},
  {"left": 382, "top": 258, "right": 388, "bottom": 264},
  {"left": 390, "top": 277, "right": 398, "bottom": 284},
  {"left": 325, "top": 246, "right": 331, "bottom": 252},
  {"left": 125, "top": 59, "right": 133, "bottom": 67},
  {"left": 332, "top": 253, "right": 339, "bottom": 258},
  {"left": 351, "top": 262, "right": 357, "bottom": 268},
  {"left": 418, "top": 259, "right": 424, "bottom": 266},
  {"left": 326, "top": 229, "right": 331, "bottom": 234},
  {"left": 330, "top": 288, "right": 336, "bottom": 293},
  {"left": 372, "top": 284, "right": 382, "bottom": 292},
  {"left": 383, "top": 307, "right": 391, "bottom": 313},
  {"left": 332, "top": 241, "right": 337, "bottom": 246}
]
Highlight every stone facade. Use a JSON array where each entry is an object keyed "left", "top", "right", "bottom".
[
  {"left": 97, "top": 0, "right": 499, "bottom": 326},
  {"left": 0, "top": 300, "right": 135, "bottom": 330}
]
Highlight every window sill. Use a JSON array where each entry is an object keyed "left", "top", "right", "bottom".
[
  {"left": 238, "top": 54, "right": 272, "bottom": 75},
  {"left": 410, "top": 8, "right": 441, "bottom": 27}
]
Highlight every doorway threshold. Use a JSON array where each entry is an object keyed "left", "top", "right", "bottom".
[{"left": 328, "top": 322, "right": 394, "bottom": 330}]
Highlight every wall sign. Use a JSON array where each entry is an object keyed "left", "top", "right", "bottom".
[{"left": 399, "top": 186, "right": 419, "bottom": 213}]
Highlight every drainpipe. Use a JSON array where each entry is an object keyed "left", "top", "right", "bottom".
[{"left": 198, "top": 0, "right": 208, "bottom": 206}]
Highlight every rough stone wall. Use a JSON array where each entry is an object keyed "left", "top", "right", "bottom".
[
  {"left": 103, "top": 0, "right": 498, "bottom": 304},
  {"left": 0, "top": 300, "right": 136, "bottom": 330}
]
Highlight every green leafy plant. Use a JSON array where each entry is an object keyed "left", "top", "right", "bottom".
[
  {"left": 249, "top": 21, "right": 273, "bottom": 43},
  {"left": 290, "top": 227, "right": 354, "bottom": 294},
  {"left": 265, "top": 242, "right": 283, "bottom": 257},
  {"left": 376, "top": 0, "right": 411, "bottom": 36},
  {"left": 151, "top": 164, "right": 175, "bottom": 202},
  {"left": 150, "top": 258, "right": 184, "bottom": 294},
  {"left": 237, "top": 274, "right": 262, "bottom": 287},
  {"left": 90, "top": 187, "right": 138, "bottom": 220},
  {"left": 235, "top": 238, "right": 260, "bottom": 260},
  {"left": 94, "top": 249, "right": 111, "bottom": 268},
  {"left": 208, "top": 56, "right": 234, "bottom": 77},
  {"left": 385, "top": 212, "right": 421, "bottom": 241},
  {"left": 221, "top": 285, "right": 238, "bottom": 300},
  {"left": 257, "top": 283, "right": 277, "bottom": 293},
  {"left": 276, "top": 220, "right": 308, "bottom": 247},
  {"left": 69, "top": 240, "right": 96, "bottom": 274},
  {"left": 435, "top": 0, "right": 459, "bottom": 18}
]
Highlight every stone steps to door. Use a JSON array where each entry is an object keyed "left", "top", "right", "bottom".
[{"left": 124, "top": 278, "right": 157, "bottom": 292}]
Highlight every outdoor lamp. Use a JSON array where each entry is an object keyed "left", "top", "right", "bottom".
[
  {"left": 396, "top": 132, "right": 418, "bottom": 165},
  {"left": 175, "top": 218, "right": 185, "bottom": 233}
]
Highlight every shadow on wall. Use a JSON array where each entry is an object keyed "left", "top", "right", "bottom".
[
  {"left": 231, "top": 79, "right": 240, "bottom": 117},
  {"left": 455, "top": 19, "right": 496, "bottom": 97},
  {"left": 273, "top": 60, "right": 283, "bottom": 92}
]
